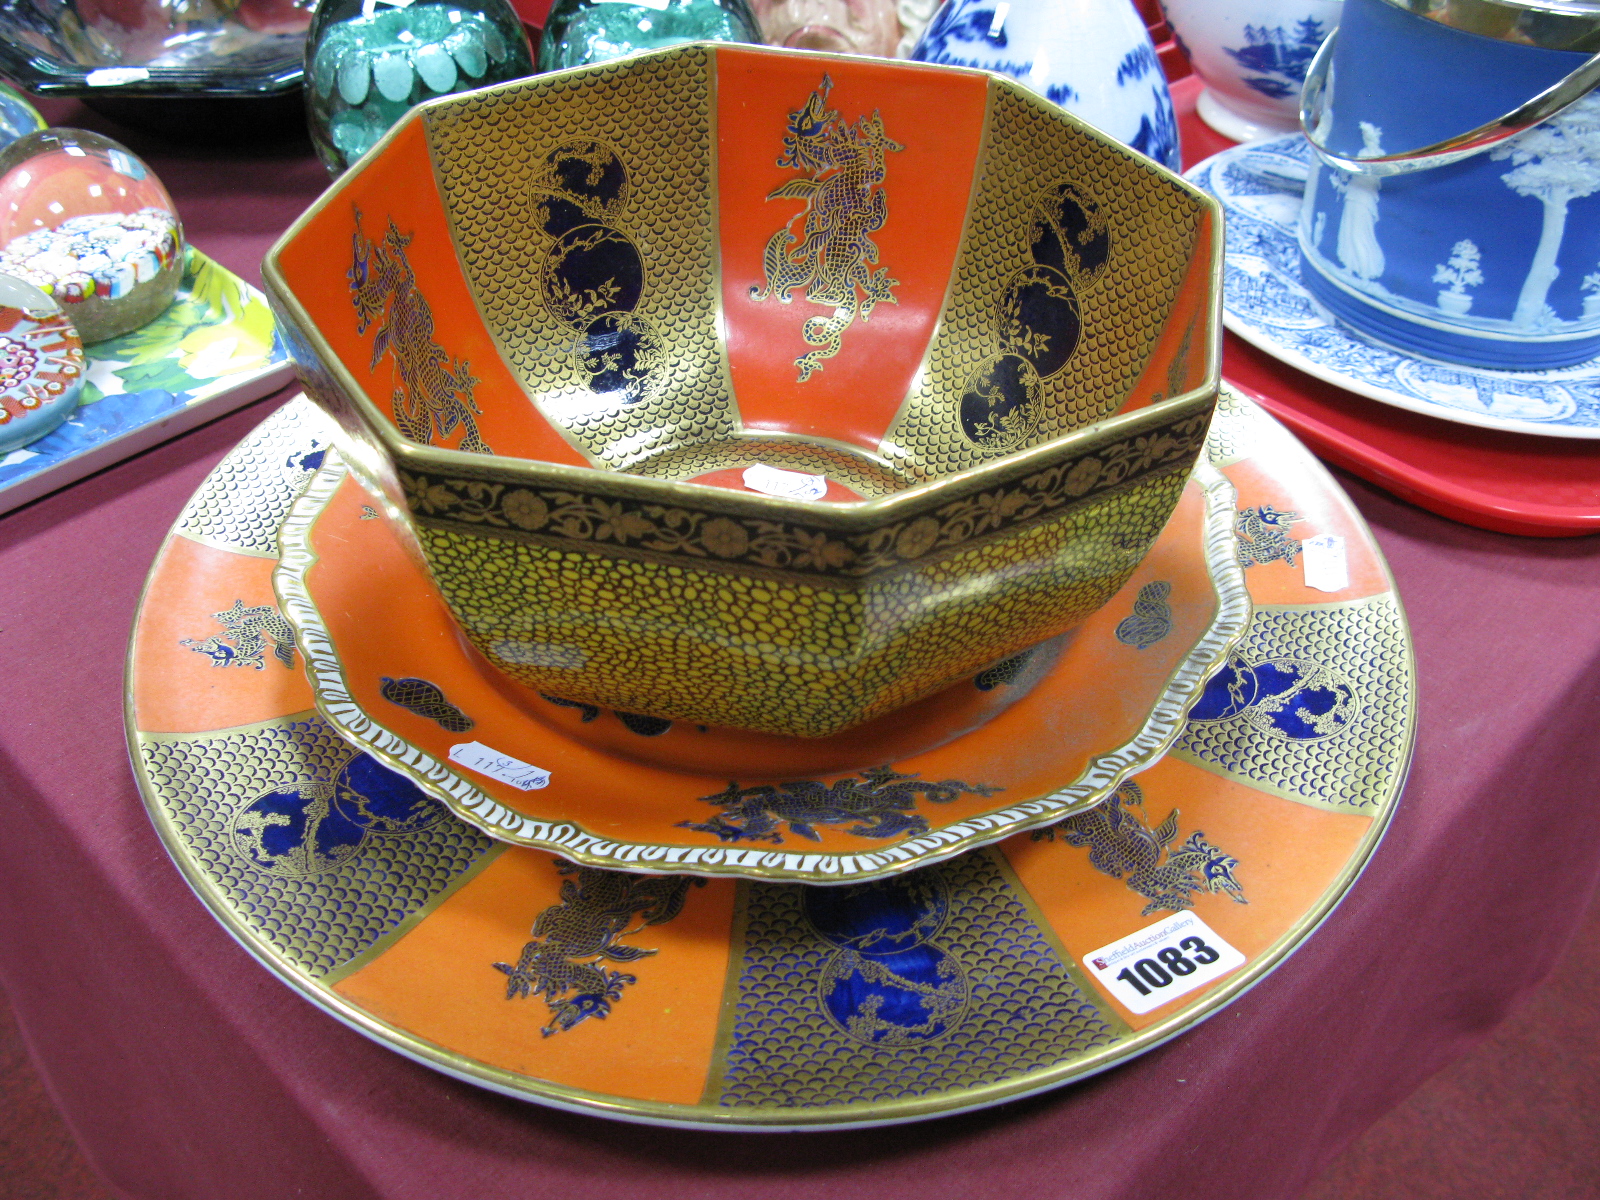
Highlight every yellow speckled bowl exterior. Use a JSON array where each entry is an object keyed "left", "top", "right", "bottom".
[{"left": 263, "top": 43, "right": 1223, "bottom": 738}]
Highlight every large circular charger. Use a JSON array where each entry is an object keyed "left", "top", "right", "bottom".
[{"left": 127, "top": 388, "right": 1415, "bottom": 1128}]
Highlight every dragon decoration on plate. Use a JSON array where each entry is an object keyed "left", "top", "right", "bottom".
[{"left": 751, "top": 74, "right": 903, "bottom": 382}]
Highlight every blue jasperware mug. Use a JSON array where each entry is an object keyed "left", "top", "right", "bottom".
[{"left": 1297, "top": 0, "right": 1600, "bottom": 370}]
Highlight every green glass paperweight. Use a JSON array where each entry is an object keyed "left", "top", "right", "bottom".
[
  {"left": 537, "top": 0, "right": 760, "bottom": 71},
  {"left": 306, "top": 0, "right": 535, "bottom": 174}
]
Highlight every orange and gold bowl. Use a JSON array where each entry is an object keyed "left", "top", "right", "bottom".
[{"left": 262, "top": 43, "right": 1222, "bottom": 739}]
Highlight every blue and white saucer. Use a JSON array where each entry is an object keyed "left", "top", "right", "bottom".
[{"left": 1187, "top": 136, "right": 1600, "bottom": 440}]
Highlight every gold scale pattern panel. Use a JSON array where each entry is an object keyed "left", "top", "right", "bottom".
[
  {"left": 421, "top": 48, "right": 738, "bottom": 469},
  {"left": 137, "top": 716, "right": 496, "bottom": 978},
  {"left": 710, "top": 848, "right": 1122, "bottom": 1108},
  {"left": 1205, "top": 383, "right": 1302, "bottom": 469},
  {"left": 416, "top": 466, "right": 1186, "bottom": 736},
  {"left": 176, "top": 402, "right": 340, "bottom": 556},
  {"left": 1172, "top": 595, "right": 1412, "bottom": 814},
  {"left": 882, "top": 84, "right": 1201, "bottom": 480}
]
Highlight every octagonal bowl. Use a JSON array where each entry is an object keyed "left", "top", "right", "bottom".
[{"left": 262, "top": 43, "right": 1222, "bottom": 740}]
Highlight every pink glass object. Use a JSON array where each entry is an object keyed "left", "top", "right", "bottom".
[{"left": 751, "top": 0, "right": 900, "bottom": 56}]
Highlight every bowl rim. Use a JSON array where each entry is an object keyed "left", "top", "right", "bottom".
[{"left": 262, "top": 41, "right": 1225, "bottom": 529}]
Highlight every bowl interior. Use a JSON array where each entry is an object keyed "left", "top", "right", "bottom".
[{"left": 269, "top": 43, "right": 1219, "bottom": 497}]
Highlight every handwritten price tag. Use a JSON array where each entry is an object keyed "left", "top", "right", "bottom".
[
  {"left": 742, "top": 463, "right": 828, "bottom": 501},
  {"left": 448, "top": 742, "right": 551, "bottom": 791},
  {"left": 1081, "top": 911, "right": 1245, "bottom": 1014}
]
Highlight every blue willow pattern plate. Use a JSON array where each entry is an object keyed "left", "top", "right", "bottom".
[
  {"left": 125, "top": 390, "right": 1415, "bottom": 1129},
  {"left": 1188, "top": 136, "right": 1600, "bottom": 439}
]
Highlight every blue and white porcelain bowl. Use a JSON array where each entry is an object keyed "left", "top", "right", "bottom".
[
  {"left": 911, "top": 0, "right": 1180, "bottom": 171},
  {"left": 1160, "top": 0, "right": 1341, "bottom": 143}
]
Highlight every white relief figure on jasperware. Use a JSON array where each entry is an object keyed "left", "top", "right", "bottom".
[
  {"left": 1433, "top": 239, "right": 1484, "bottom": 316},
  {"left": 1583, "top": 262, "right": 1600, "bottom": 319},
  {"left": 1332, "top": 122, "right": 1386, "bottom": 285},
  {"left": 1490, "top": 93, "right": 1600, "bottom": 330},
  {"left": 1313, "top": 210, "right": 1327, "bottom": 250}
]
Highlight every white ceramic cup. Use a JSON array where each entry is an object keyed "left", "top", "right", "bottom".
[{"left": 1161, "top": 0, "right": 1342, "bottom": 143}]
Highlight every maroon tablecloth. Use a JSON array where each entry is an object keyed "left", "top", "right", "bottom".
[{"left": 4, "top": 98, "right": 1600, "bottom": 1200}]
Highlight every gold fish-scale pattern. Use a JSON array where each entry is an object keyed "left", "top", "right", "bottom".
[
  {"left": 420, "top": 50, "right": 739, "bottom": 470},
  {"left": 1172, "top": 596, "right": 1412, "bottom": 814},
  {"left": 137, "top": 716, "right": 495, "bottom": 977},
  {"left": 416, "top": 467, "right": 1184, "bottom": 737},
  {"left": 176, "top": 401, "right": 340, "bottom": 557},
  {"left": 1204, "top": 380, "right": 1256, "bottom": 467},
  {"left": 1205, "top": 382, "right": 1298, "bottom": 468},
  {"left": 882, "top": 84, "right": 1202, "bottom": 480},
  {"left": 710, "top": 849, "right": 1120, "bottom": 1107},
  {"left": 620, "top": 435, "right": 913, "bottom": 498}
]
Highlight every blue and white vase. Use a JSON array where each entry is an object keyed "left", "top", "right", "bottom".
[
  {"left": 1298, "top": 0, "right": 1600, "bottom": 370},
  {"left": 1161, "top": 0, "right": 1341, "bottom": 144},
  {"left": 911, "top": 0, "right": 1181, "bottom": 172}
]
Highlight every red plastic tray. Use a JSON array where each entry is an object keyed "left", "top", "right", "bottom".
[{"left": 1171, "top": 73, "right": 1600, "bottom": 537}]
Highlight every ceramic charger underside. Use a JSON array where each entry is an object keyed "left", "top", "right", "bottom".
[{"left": 126, "top": 388, "right": 1415, "bottom": 1129}]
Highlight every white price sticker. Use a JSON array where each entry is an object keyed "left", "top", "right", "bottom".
[
  {"left": 1082, "top": 911, "right": 1245, "bottom": 1014},
  {"left": 448, "top": 741, "right": 551, "bottom": 791},
  {"left": 86, "top": 67, "right": 150, "bottom": 86},
  {"left": 1301, "top": 533, "right": 1349, "bottom": 593},
  {"left": 742, "top": 462, "right": 828, "bottom": 501}
]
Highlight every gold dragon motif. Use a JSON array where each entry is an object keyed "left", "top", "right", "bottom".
[
  {"left": 494, "top": 861, "right": 700, "bottom": 1036},
  {"left": 750, "top": 75, "right": 903, "bottom": 382},
  {"left": 349, "top": 210, "right": 490, "bottom": 455}
]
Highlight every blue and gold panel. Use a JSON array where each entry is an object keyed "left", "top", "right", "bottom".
[
  {"left": 136, "top": 714, "right": 497, "bottom": 978},
  {"left": 1171, "top": 595, "right": 1411, "bottom": 814},
  {"left": 708, "top": 849, "right": 1125, "bottom": 1108},
  {"left": 175, "top": 400, "right": 340, "bottom": 558},
  {"left": 419, "top": 47, "right": 739, "bottom": 470}
]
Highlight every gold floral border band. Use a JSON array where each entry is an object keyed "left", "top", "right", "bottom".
[{"left": 396, "top": 402, "right": 1212, "bottom": 581}]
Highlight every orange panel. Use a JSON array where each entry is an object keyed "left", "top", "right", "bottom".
[
  {"left": 1002, "top": 754, "right": 1372, "bottom": 1029},
  {"left": 131, "top": 536, "right": 313, "bottom": 733},
  {"left": 716, "top": 50, "right": 988, "bottom": 449},
  {"left": 274, "top": 119, "right": 589, "bottom": 467},
  {"left": 334, "top": 849, "right": 736, "bottom": 1104}
]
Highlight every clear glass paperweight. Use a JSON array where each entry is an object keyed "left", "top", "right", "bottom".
[
  {"left": 0, "top": 84, "right": 45, "bottom": 152},
  {"left": 0, "top": 129, "right": 184, "bottom": 343}
]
